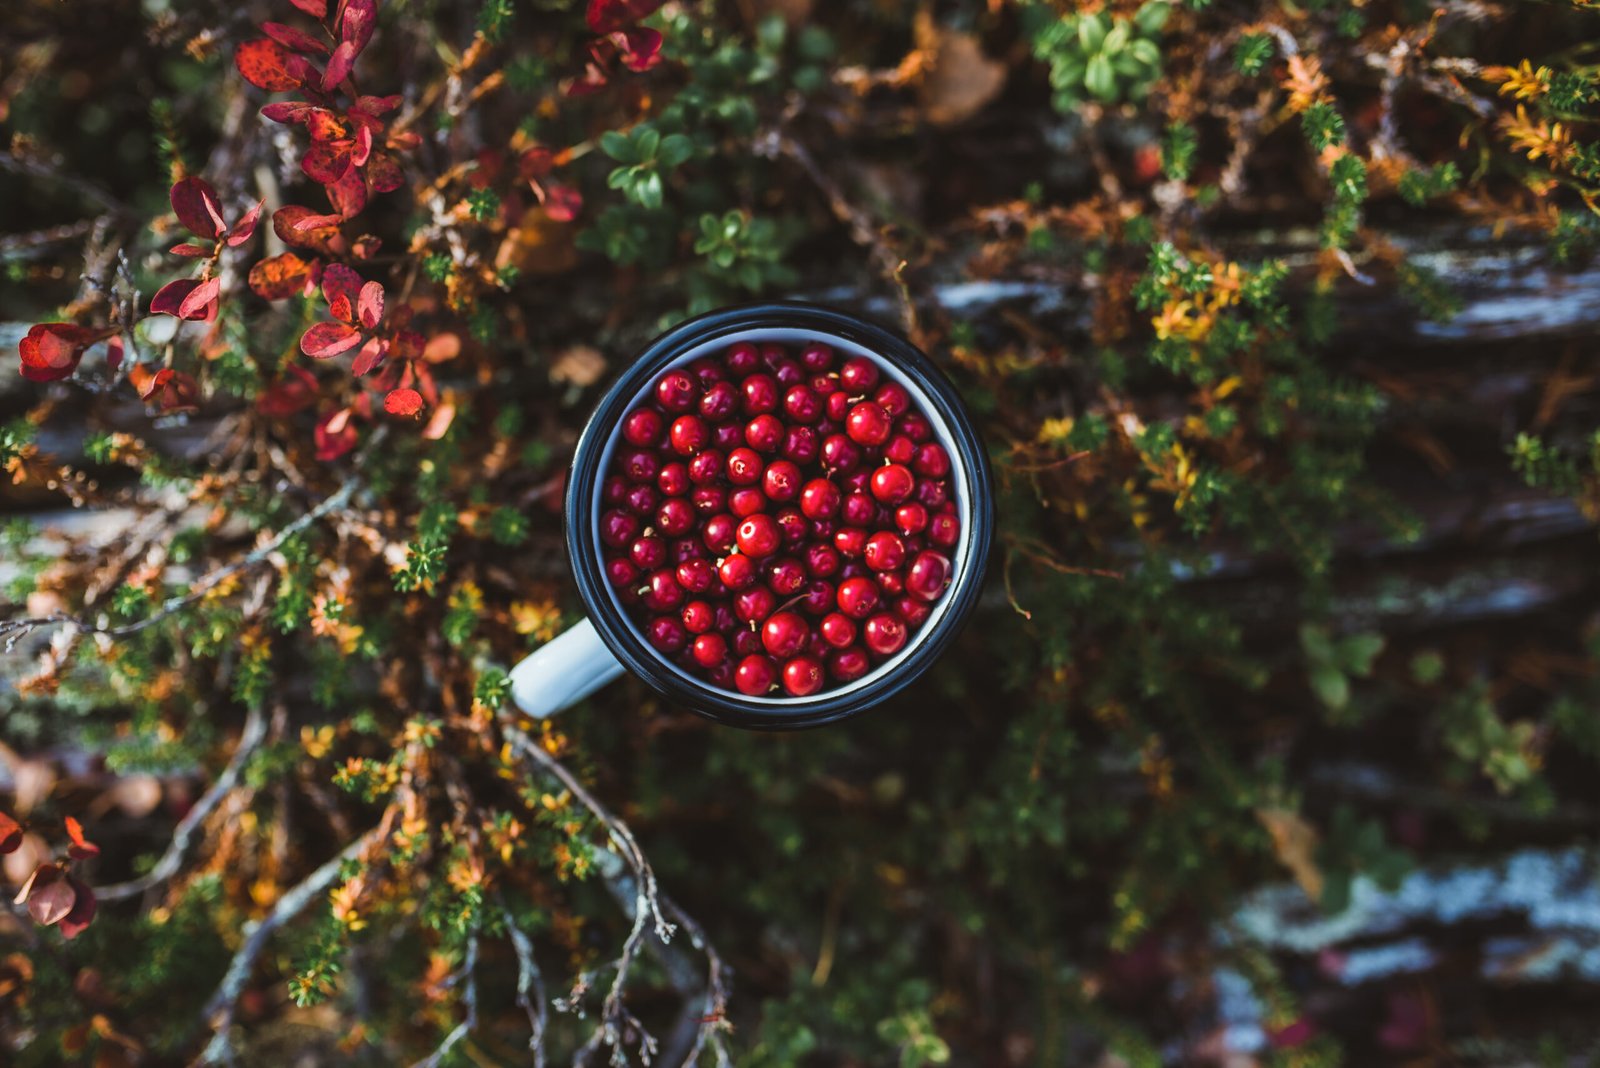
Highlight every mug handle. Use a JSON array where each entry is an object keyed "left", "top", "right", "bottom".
[{"left": 509, "top": 617, "right": 627, "bottom": 718}]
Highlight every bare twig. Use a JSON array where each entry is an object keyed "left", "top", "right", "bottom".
[
  {"left": 498, "top": 893, "right": 549, "bottom": 1068},
  {"left": 98, "top": 706, "right": 269, "bottom": 902},
  {"left": 410, "top": 932, "right": 480, "bottom": 1068},
  {"left": 197, "top": 828, "right": 381, "bottom": 1065}
]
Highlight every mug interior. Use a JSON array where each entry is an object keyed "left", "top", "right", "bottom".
[{"left": 587, "top": 325, "right": 978, "bottom": 707}]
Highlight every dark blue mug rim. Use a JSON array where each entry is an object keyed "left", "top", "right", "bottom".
[{"left": 564, "top": 301, "right": 994, "bottom": 730}]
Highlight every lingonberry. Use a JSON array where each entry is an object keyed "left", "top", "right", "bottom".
[
  {"left": 885, "top": 435, "right": 916, "bottom": 465},
  {"left": 763, "top": 460, "right": 802, "bottom": 502},
  {"left": 782, "top": 426, "right": 819, "bottom": 464},
  {"left": 630, "top": 533, "right": 666, "bottom": 571},
  {"left": 729, "top": 488, "right": 766, "bottom": 517},
  {"left": 874, "top": 382, "right": 910, "bottom": 417},
  {"left": 869, "top": 464, "right": 915, "bottom": 505},
  {"left": 825, "top": 389, "right": 851, "bottom": 423},
  {"left": 839, "top": 356, "right": 880, "bottom": 393},
  {"left": 828, "top": 646, "right": 870, "bottom": 682},
  {"left": 927, "top": 510, "right": 959, "bottom": 549},
  {"left": 834, "top": 527, "right": 868, "bottom": 557},
  {"left": 726, "top": 447, "right": 763, "bottom": 485},
  {"left": 863, "top": 531, "right": 906, "bottom": 572},
  {"left": 733, "top": 654, "right": 776, "bottom": 695},
  {"left": 657, "top": 462, "right": 690, "bottom": 497},
  {"left": 691, "top": 632, "right": 728, "bottom": 667},
  {"left": 800, "top": 478, "right": 842, "bottom": 520},
  {"left": 656, "top": 498, "right": 695, "bottom": 537},
  {"left": 624, "top": 483, "right": 659, "bottom": 516},
  {"left": 647, "top": 616, "right": 687, "bottom": 653},
  {"left": 736, "top": 514, "right": 781, "bottom": 557},
  {"left": 703, "top": 514, "right": 737, "bottom": 553},
  {"left": 718, "top": 553, "right": 756, "bottom": 590},
  {"left": 863, "top": 613, "right": 907, "bottom": 657},
  {"left": 725, "top": 341, "right": 759, "bottom": 376},
  {"left": 621, "top": 448, "right": 659, "bottom": 484},
  {"left": 683, "top": 600, "right": 715, "bottom": 634},
  {"left": 906, "top": 550, "right": 950, "bottom": 602},
  {"left": 713, "top": 422, "right": 744, "bottom": 450},
  {"left": 691, "top": 486, "right": 726, "bottom": 516},
  {"left": 761, "top": 611, "right": 808, "bottom": 658},
  {"left": 845, "top": 402, "right": 891, "bottom": 447},
  {"left": 766, "top": 557, "right": 807, "bottom": 596},
  {"left": 820, "top": 612, "right": 857, "bottom": 648},
  {"left": 656, "top": 369, "right": 698, "bottom": 412},
  {"left": 800, "top": 341, "right": 834, "bottom": 371},
  {"left": 677, "top": 558, "right": 716, "bottom": 594},
  {"left": 622, "top": 408, "right": 663, "bottom": 446},
  {"left": 669, "top": 415, "right": 708, "bottom": 456},
  {"left": 733, "top": 585, "right": 777, "bottom": 624},
  {"left": 783, "top": 385, "right": 821, "bottom": 424},
  {"left": 601, "top": 509, "right": 640, "bottom": 549},
  {"left": 782, "top": 656, "right": 825, "bottom": 696},
  {"left": 895, "top": 502, "right": 928, "bottom": 535},
  {"left": 837, "top": 576, "right": 880, "bottom": 619},
  {"left": 700, "top": 380, "right": 739, "bottom": 422},
  {"left": 741, "top": 373, "right": 778, "bottom": 414}
]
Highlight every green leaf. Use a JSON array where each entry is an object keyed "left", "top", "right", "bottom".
[
  {"left": 658, "top": 133, "right": 694, "bottom": 169},
  {"left": 1085, "top": 53, "right": 1117, "bottom": 101},
  {"left": 1134, "top": 1, "right": 1171, "bottom": 33},
  {"left": 1077, "top": 13, "right": 1108, "bottom": 53},
  {"left": 599, "top": 129, "right": 632, "bottom": 163},
  {"left": 1338, "top": 632, "right": 1385, "bottom": 677},
  {"left": 635, "top": 169, "right": 663, "bottom": 210},
  {"left": 1102, "top": 20, "right": 1130, "bottom": 54},
  {"left": 1299, "top": 623, "right": 1334, "bottom": 664},
  {"left": 1128, "top": 38, "right": 1161, "bottom": 66},
  {"left": 634, "top": 126, "right": 660, "bottom": 163},
  {"left": 1311, "top": 663, "right": 1349, "bottom": 710}
]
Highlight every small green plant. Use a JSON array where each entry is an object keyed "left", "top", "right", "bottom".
[
  {"left": 1301, "top": 624, "right": 1384, "bottom": 714},
  {"left": 599, "top": 123, "right": 695, "bottom": 211},
  {"left": 1027, "top": 3, "right": 1170, "bottom": 109}
]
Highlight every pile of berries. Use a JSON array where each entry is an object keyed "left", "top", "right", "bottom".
[{"left": 599, "top": 339, "right": 960, "bottom": 698}]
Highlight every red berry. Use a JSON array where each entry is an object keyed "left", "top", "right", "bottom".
[
  {"left": 656, "top": 370, "right": 698, "bottom": 413},
  {"left": 898, "top": 412, "right": 932, "bottom": 443},
  {"left": 733, "top": 585, "right": 776, "bottom": 624},
  {"left": 621, "top": 448, "right": 659, "bottom": 484},
  {"left": 688, "top": 357, "right": 724, "bottom": 385},
  {"left": 895, "top": 594, "right": 932, "bottom": 628},
  {"left": 913, "top": 443, "right": 951, "bottom": 479},
  {"left": 601, "top": 509, "right": 640, "bottom": 548},
  {"left": 885, "top": 435, "right": 916, "bottom": 464},
  {"left": 672, "top": 537, "right": 706, "bottom": 563},
  {"left": 622, "top": 408, "right": 663, "bottom": 446},
  {"left": 842, "top": 492, "right": 877, "bottom": 527},
  {"left": 718, "top": 553, "right": 756, "bottom": 590},
  {"left": 776, "top": 508, "right": 809, "bottom": 546},
  {"left": 606, "top": 557, "right": 639, "bottom": 589},
  {"left": 700, "top": 381, "right": 739, "bottom": 422},
  {"left": 691, "top": 632, "right": 728, "bottom": 667},
  {"left": 799, "top": 478, "right": 841, "bottom": 520},
  {"left": 928, "top": 511, "right": 960, "bottom": 548},
  {"left": 878, "top": 569, "right": 905, "bottom": 596},
  {"left": 822, "top": 434, "right": 861, "bottom": 473},
  {"left": 895, "top": 503, "right": 928, "bottom": 535},
  {"left": 624, "top": 483, "right": 659, "bottom": 516},
  {"left": 874, "top": 382, "right": 911, "bottom": 417},
  {"left": 782, "top": 426, "right": 819, "bottom": 464},
  {"left": 870, "top": 464, "right": 915, "bottom": 505},
  {"left": 736, "top": 514, "right": 781, "bottom": 557},
  {"left": 603, "top": 475, "right": 629, "bottom": 505},
  {"left": 837, "top": 576, "right": 880, "bottom": 619},
  {"left": 734, "top": 654, "right": 777, "bottom": 695},
  {"left": 677, "top": 559, "right": 716, "bottom": 594},
  {"left": 761, "top": 611, "right": 808, "bottom": 658},
  {"left": 839, "top": 357, "right": 880, "bottom": 393},
  {"left": 763, "top": 460, "right": 802, "bottom": 502},
  {"left": 906, "top": 550, "right": 950, "bottom": 602},
  {"left": 713, "top": 422, "right": 744, "bottom": 450},
  {"left": 703, "top": 514, "right": 737, "bottom": 553},
  {"left": 647, "top": 616, "right": 687, "bottom": 652},
  {"left": 745, "top": 414, "right": 784, "bottom": 453},
  {"left": 630, "top": 534, "right": 666, "bottom": 571},
  {"left": 657, "top": 462, "right": 689, "bottom": 497},
  {"left": 799, "top": 579, "right": 835, "bottom": 615},
  {"left": 644, "top": 569, "right": 684, "bottom": 612},
  {"left": 729, "top": 487, "right": 766, "bottom": 517},
  {"left": 689, "top": 450, "right": 724, "bottom": 485},
  {"left": 726, "top": 447, "right": 763, "bottom": 485},
  {"left": 828, "top": 646, "right": 871, "bottom": 682},
  {"left": 766, "top": 556, "right": 807, "bottom": 596},
  {"left": 773, "top": 360, "right": 804, "bottom": 389},
  {"left": 683, "top": 600, "right": 715, "bottom": 634},
  {"left": 845, "top": 402, "right": 891, "bottom": 447},
  {"left": 863, "top": 613, "right": 907, "bottom": 656},
  {"left": 801, "top": 342, "right": 834, "bottom": 372},
  {"left": 656, "top": 498, "right": 694, "bottom": 537},
  {"left": 670, "top": 415, "right": 709, "bottom": 456},
  {"left": 834, "top": 527, "right": 868, "bottom": 557},
  {"left": 782, "top": 656, "right": 825, "bottom": 696},
  {"left": 820, "top": 613, "right": 857, "bottom": 648},
  {"left": 760, "top": 343, "right": 788, "bottom": 369},
  {"left": 805, "top": 542, "right": 842, "bottom": 577},
  {"left": 741, "top": 373, "right": 778, "bottom": 414},
  {"left": 783, "top": 385, "right": 821, "bottom": 424},
  {"left": 863, "top": 531, "right": 906, "bottom": 572},
  {"left": 914, "top": 478, "right": 948, "bottom": 508},
  {"left": 726, "top": 341, "right": 760, "bottom": 376}
]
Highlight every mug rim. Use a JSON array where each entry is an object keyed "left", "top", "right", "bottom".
[{"left": 564, "top": 301, "right": 994, "bottom": 730}]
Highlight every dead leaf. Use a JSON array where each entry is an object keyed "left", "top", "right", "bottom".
[
  {"left": 7, "top": 761, "right": 54, "bottom": 815},
  {"left": 495, "top": 205, "right": 577, "bottom": 276},
  {"left": 1256, "top": 806, "right": 1324, "bottom": 902},
  {"left": 550, "top": 345, "right": 606, "bottom": 388},
  {"left": 914, "top": 13, "right": 1005, "bottom": 126},
  {"left": 3, "top": 833, "right": 48, "bottom": 885}
]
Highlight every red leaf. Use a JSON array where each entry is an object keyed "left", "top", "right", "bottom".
[
  {"left": 304, "top": 109, "right": 349, "bottom": 142},
  {"left": 340, "top": 0, "right": 378, "bottom": 54},
  {"left": 17, "top": 323, "right": 110, "bottom": 382},
  {"left": 354, "top": 93, "right": 401, "bottom": 119},
  {"left": 544, "top": 183, "right": 583, "bottom": 222},
  {"left": 150, "top": 278, "right": 203, "bottom": 318},
  {"left": 618, "top": 27, "right": 663, "bottom": 72},
  {"left": 261, "top": 21, "right": 332, "bottom": 55},
  {"left": 170, "top": 177, "right": 226, "bottom": 239},
  {"left": 365, "top": 151, "right": 403, "bottom": 194},
  {"left": 178, "top": 276, "right": 222, "bottom": 320},
  {"left": 0, "top": 812, "right": 21, "bottom": 854},
  {"left": 352, "top": 124, "right": 373, "bottom": 167},
  {"left": 274, "top": 205, "right": 343, "bottom": 255},
  {"left": 258, "top": 365, "right": 320, "bottom": 417},
  {"left": 129, "top": 365, "right": 197, "bottom": 411},
  {"left": 59, "top": 878, "right": 96, "bottom": 941},
  {"left": 26, "top": 870, "right": 75, "bottom": 927},
  {"left": 325, "top": 166, "right": 369, "bottom": 218},
  {"left": 323, "top": 40, "right": 357, "bottom": 91},
  {"left": 227, "top": 200, "right": 265, "bottom": 246},
  {"left": 64, "top": 817, "right": 98, "bottom": 860},
  {"left": 587, "top": 0, "right": 663, "bottom": 34},
  {"left": 290, "top": 0, "right": 328, "bottom": 17},
  {"left": 301, "top": 321, "right": 363, "bottom": 359},
  {"left": 248, "top": 252, "right": 316, "bottom": 301},
  {"left": 351, "top": 234, "right": 383, "bottom": 259},
  {"left": 293, "top": 212, "right": 346, "bottom": 231},
  {"left": 169, "top": 243, "right": 210, "bottom": 257},
  {"left": 302, "top": 140, "right": 354, "bottom": 185},
  {"left": 321, "top": 264, "right": 363, "bottom": 323},
  {"left": 235, "top": 39, "right": 305, "bottom": 92},
  {"left": 261, "top": 100, "right": 320, "bottom": 124},
  {"left": 357, "top": 280, "right": 384, "bottom": 330},
  {"left": 315, "top": 408, "right": 359, "bottom": 460},
  {"left": 384, "top": 387, "right": 423, "bottom": 416},
  {"left": 351, "top": 336, "right": 387, "bottom": 376},
  {"left": 106, "top": 335, "right": 124, "bottom": 372},
  {"left": 519, "top": 146, "right": 554, "bottom": 182}
]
